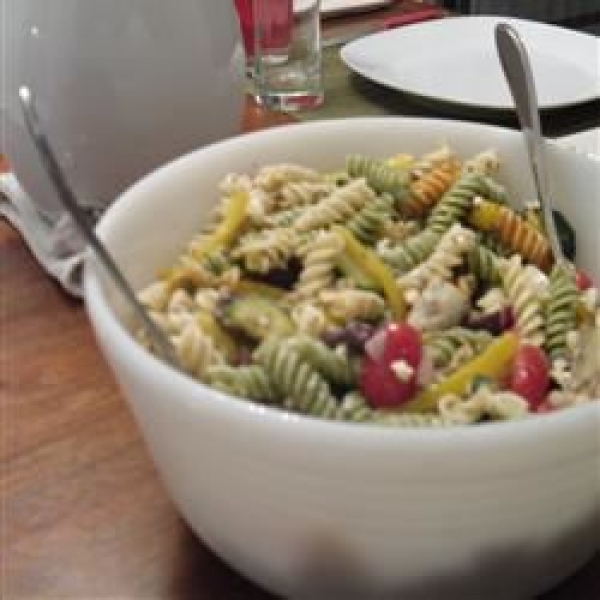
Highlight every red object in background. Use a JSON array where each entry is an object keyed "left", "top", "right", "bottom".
[
  {"left": 234, "top": 0, "right": 292, "bottom": 59},
  {"left": 379, "top": 6, "right": 445, "bottom": 29}
]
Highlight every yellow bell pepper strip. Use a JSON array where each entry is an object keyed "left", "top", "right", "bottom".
[
  {"left": 333, "top": 226, "right": 407, "bottom": 320},
  {"left": 191, "top": 189, "right": 249, "bottom": 259},
  {"left": 234, "top": 279, "right": 286, "bottom": 302},
  {"left": 401, "top": 331, "right": 520, "bottom": 413},
  {"left": 195, "top": 310, "right": 238, "bottom": 362}
]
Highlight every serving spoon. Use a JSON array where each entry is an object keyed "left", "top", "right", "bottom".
[
  {"left": 494, "top": 23, "right": 566, "bottom": 266},
  {"left": 18, "top": 86, "right": 182, "bottom": 371},
  {"left": 494, "top": 26, "right": 600, "bottom": 385}
]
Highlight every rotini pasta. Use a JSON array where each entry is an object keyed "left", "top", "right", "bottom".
[
  {"left": 346, "top": 154, "right": 409, "bottom": 200},
  {"left": 499, "top": 256, "right": 546, "bottom": 347},
  {"left": 293, "top": 229, "right": 345, "bottom": 300},
  {"left": 426, "top": 173, "right": 490, "bottom": 234},
  {"left": 206, "top": 364, "right": 277, "bottom": 403},
  {"left": 232, "top": 227, "right": 296, "bottom": 274},
  {"left": 469, "top": 198, "right": 553, "bottom": 271},
  {"left": 135, "top": 145, "right": 598, "bottom": 426},
  {"left": 286, "top": 335, "right": 358, "bottom": 387},
  {"left": 377, "top": 229, "right": 440, "bottom": 274},
  {"left": 398, "top": 223, "right": 477, "bottom": 290},
  {"left": 346, "top": 193, "right": 396, "bottom": 245},
  {"left": 424, "top": 327, "right": 493, "bottom": 370},
  {"left": 254, "top": 337, "right": 339, "bottom": 418},
  {"left": 545, "top": 262, "right": 578, "bottom": 359},
  {"left": 294, "top": 179, "right": 376, "bottom": 232},
  {"left": 402, "top": 161, "right": 461, "bottom": 218}
]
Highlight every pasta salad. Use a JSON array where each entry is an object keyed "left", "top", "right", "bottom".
[{"left": 137, "top": 145, "right": 600, "bottom": 427}]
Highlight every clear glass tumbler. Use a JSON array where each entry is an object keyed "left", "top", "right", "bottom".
[{"left": 252, "top": 0, "right": 324, "bottom": 111}]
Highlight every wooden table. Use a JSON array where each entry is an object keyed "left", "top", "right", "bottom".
[{"left": 2, "top": 4, "right": 599, "bottom": 598}]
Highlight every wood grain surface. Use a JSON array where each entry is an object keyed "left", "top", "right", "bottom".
[{"left": 2, "top": 4, "right": 599, "bottom": 598}]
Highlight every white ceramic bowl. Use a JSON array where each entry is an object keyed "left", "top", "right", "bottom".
[{"left": 84, "top": 118, "right": 600, "bottom": 600}]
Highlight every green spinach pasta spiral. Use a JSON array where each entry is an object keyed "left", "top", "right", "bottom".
[
  {"left": 338, "top": 392, "right": 452, "bottom": 427},
  {"left": 346, "top": 193, "right": 396, "bottom": 245},
  {"left": 254, "top": 337, "right": 339, "bottom": 418},
  {"left": 206, "top": 364, "right": 277, "bottom": 403},
  {"left": 346, "top": 154, "right": 409, "bottom": 201},
  {"left": 467, "top": 245, "right": 502, "bottom": 285},
  {"left": 545, "top": 263, "right": 578, "bottom": 359},
  {"left": 427, "top": 173, "right": 493, "bottom": 234},
  {"left": 378, "top": 229, "right": 440, "bottom": 274},
  {"left": 286, "top": 335, "right": 358, "bottom": 387}
]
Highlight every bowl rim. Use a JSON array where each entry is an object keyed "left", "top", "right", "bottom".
[{"left": 83, "top": 116, "right": 600, "bottom": 443}]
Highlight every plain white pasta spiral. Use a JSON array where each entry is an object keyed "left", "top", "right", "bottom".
[
  {"left": 462, "top": 148, "right": 500, "bottom": 176},
  {"left": 219, "top": 173, "right": 273, "bottom": 220},
  {"left": 499, "top": 255, "right": 547, "bottom": 347},
  {"left": 138, "top": 280, "right": 171, "bottom": 312},
  {"left": 254, "top": 163, "right": 322, "bottom": 193},
  {"left": 294, "top": 179, "right": 376, "bottom": 232},
  {"left": 233, "top": 227, "right": 297, "bottom": 273},
  {"left": 167, "top": 288, "right": 196, "bottom": 313},
  {"left": 294, "top": 229, "right": 345, "bottom": 300},
  {"left": 193, "top": 288, "right": 221, "bottom": 313},
  {"left": 438, "top": 389, "right": 528, "bottom": 424},
  {"left": 276, "top": 181, "right": 334, "bottom": 210},
  {"left": 171, "top": 320, "right": 224, "bottom": 378}
]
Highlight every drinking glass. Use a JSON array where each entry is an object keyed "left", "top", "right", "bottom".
[
  {"left": 252, "top": 0, "right": 324, "bottom": 111},
  {"left": 234, "top": 0, "right": 292, "bottom": 75}
]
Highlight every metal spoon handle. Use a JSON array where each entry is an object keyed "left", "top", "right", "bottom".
[
  {"left": 18, "top": 87, "right": 181, "bottom": 369},
  {"left": 495, "top": 23, "right": 565, "bottom": 264}
]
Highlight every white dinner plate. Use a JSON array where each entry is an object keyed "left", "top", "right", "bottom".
[
  {"left": 341, "top": 16, "right": 600, "bottom": 110},
  {"left": 321, "top": 0, "right": 393, "bottom": 19},
  {"left": 556, "top": 128, "right": 600, "bottom": 159}
]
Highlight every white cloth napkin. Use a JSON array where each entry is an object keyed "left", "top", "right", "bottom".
[{"left": 0, "top": 172, "right": 86, "bottom": 296}]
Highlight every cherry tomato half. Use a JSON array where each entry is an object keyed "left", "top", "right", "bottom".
[
  {"left": 382, "top": 322, "right": 422, "bottom": 368},
  {"left": 509, "top": 344, "right": 550, "bottom": 409},
  {"left": 360, "top": 323, "right": 422, "bottom": 409},
  {"left": 575, "top": 269, "right": 594, "bottom": 292}
]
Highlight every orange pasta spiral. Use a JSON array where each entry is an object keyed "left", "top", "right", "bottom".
[
  {"left": 402, "top": 162, "right": 461, "bottom": 218},
  {"left": 469, "top": 199, "right": 553, "bottom": 271}
]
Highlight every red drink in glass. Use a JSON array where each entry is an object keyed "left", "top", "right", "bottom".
[{"left": 234, "top": 0, "right": 292, "bottom": 62}]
